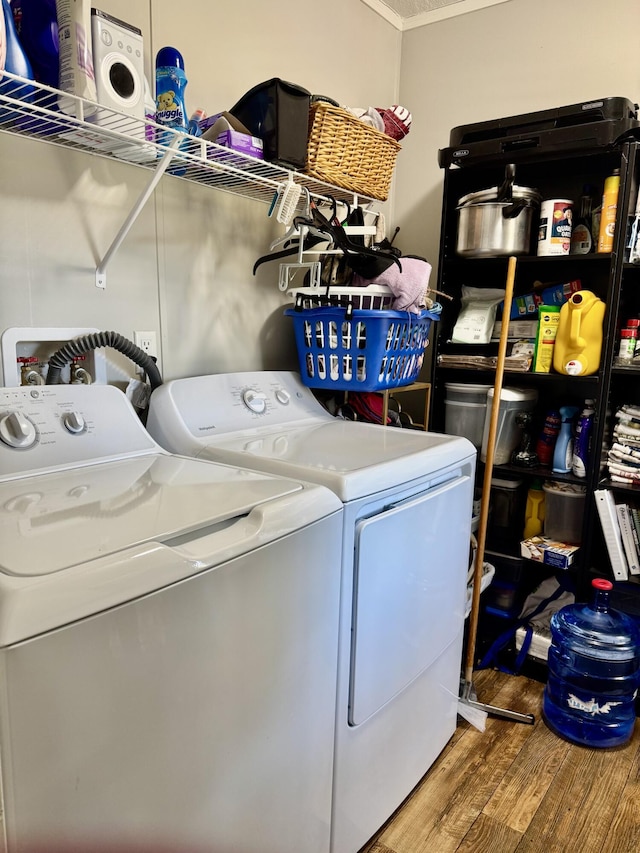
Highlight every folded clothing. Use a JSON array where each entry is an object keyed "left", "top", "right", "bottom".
[{"left": 352, "top": 257, "right": 432, "bottom": 314}]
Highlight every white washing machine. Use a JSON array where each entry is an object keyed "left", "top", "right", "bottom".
[
  {"left": 146, "top": 371, "right": 476, "bottom": 853},
  {"left": 0, "top": 383, "right": 343, "bottom": 853}
]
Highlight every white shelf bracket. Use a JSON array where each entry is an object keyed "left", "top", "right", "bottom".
[{"left": 95, "top": 134, "right": 183, "bottom": 289}]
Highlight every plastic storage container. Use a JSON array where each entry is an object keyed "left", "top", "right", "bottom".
[
  {"left": 444, "top": 383, "right": 491, "bottom": 448},
  {"left": 543, "top": 578, "right": 640, "bottom": 747},
  {"left": 543, "top": 481, "right": 586, "bottom": 544},
  {"left": 480, "top": 387, "right": 538, "bottom": 465},
  {"left": 486, "top": 476, "right": 525, "bottom": 552}
]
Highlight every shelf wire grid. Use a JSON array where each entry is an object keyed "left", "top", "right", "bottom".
[{"left": 0, "top": 72, "right": 372, "bottom": 212}]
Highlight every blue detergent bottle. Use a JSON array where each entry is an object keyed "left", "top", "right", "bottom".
[
  {"left": 1, "top": 0, "right": 36, "bottom": 118},
  {"left": 10, "top": 0, "right": 59, "bottom": 87},
  {"left": 155, "top": 46, "right": 188, "bottom": 175},
  {"left": 552, "top": 405, "right": 579, "bottom": 474},
  {"left": 543, "top": 578, "right": 640, "bottom": 747}
]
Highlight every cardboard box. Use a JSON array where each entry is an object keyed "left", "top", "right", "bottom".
[
  {"left": 201, "top": 113, "right": 264, "bottom": 159},
  {"left": 539, "top": 279, "right": 582, "bottom": 307},
  {"left": 532, "top": 305, "right": 561, "bottom": 373},
  {"left": 491, "top": 319, "right": 539, "bottom": 340},
  {"left": 212, "top": 129, "right": 263, "bottom": 159},
  {"left": 520, "top": 535, "right": 580, "bottom": 569}
]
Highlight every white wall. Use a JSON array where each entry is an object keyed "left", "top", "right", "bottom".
[
  {"left": 394, "top": 0, "right": 640, "bottom": 270},
  {"left": 5, "top": 0, "right": 639, "bottom": 387},
  {"left": 0, "top": 0, "right": 400, "bottom": 384}
]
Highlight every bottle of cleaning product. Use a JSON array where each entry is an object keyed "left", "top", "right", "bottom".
[
  {"left": 535, "top": 408, "right": 561, "bottom": 467},
  {"left": 570, "top": 186, "right": 595, "bottom": 254},
  {"left": 10, "top": 0, "right": 59, "bottom": 87},
  {"left": 523, "top": 478, "right": 545, "bottom": 539},
  {"left": 597, "top": 168, "right": 620, "bottom": 253},
  {"left": 155, "top": 46, "right": 189, "bottom": 175},
  {"left": 552, "top": 406, "right": 579, "bottom": 474},
  {"left": 571, "top": 399, "right": 595, "bottom": 478},
  {"left": 155, "top": 46, "right": 188, "bottom": 143},
  {"left": 188, "top": 107, "right": 206, "bottom": 137},
  {"left": 553, "top": 290, "right": 605, "bottom": 377},
  {"left": 1, "top": 0, "right": 35, "bottom": 105}
]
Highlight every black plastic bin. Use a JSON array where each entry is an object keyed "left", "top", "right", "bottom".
[{"left": 230, "top": 78, "right": 311, "bottom": 169}]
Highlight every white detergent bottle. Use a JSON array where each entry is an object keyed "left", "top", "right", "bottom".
[{"left": 552, "top": 405, "right": 579, "bottom": 474}]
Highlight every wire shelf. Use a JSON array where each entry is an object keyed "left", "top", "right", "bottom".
[{"left": 0, "top": 72, "right": 373, "bottom": 208}]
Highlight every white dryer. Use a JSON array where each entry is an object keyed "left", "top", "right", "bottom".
[
  {"left": 146, "top": 370, "right": 477, "bottom": 853},
  {"left": 0, "top": 383, "right": 343, "bottom": 853}
]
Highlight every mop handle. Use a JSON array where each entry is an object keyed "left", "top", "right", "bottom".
[{"left": 464, "top": 256, "right": 518, "bottom": 684}]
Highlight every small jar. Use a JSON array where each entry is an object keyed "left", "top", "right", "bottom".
[{"left": 617, "top": 328, "right": 637, "bottom": 362}]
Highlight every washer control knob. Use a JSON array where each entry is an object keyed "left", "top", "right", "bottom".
[
  {"left": 62, "top": 411, "right": 86, "bottom": 434},
  {"left": 275, "top": 388, "right": 290, "bottom": 405},
  {"left": 0, "top": 411, "right": 37, "bottom": 448},
  {"left": 242, "top": 389, "right": 267, "bottom": 414}
]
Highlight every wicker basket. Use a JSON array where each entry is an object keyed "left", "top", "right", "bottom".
[{"left": 305, "top": 102, "right": 401, "bottom": 201}]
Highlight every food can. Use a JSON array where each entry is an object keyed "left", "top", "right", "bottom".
[{"left": 537, "top": 199, "right": 574, "bottom": 256}]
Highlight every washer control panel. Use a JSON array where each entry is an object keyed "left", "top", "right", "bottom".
[{"left": 0, "top": 385, "right": 157, "bottom": 480}]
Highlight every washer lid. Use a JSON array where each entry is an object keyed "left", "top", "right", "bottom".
[
  {"left": 0, "top": 453, "right": 309, "bottom": 577},
  {"left": 201, "top": 420, "right": 475, "bottom": 503}
]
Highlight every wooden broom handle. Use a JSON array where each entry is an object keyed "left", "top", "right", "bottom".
[{"left": 464, "top": 255, "right": 518, "bottom": 684}]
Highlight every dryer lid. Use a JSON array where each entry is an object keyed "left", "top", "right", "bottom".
[{"left": 201, "top": 420, "right": 475, "bottom": 503}]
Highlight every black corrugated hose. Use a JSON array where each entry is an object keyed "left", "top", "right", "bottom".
[{"left": 45, "top": 331, "right": 163, "bottom": 389}]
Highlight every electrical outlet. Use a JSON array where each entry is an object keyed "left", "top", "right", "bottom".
[
  {"left": 134, "top": 331, "right": 158, "bottom": 376},
  {"left": 134, "top": 331, "right": 157, "bottom": 360}
]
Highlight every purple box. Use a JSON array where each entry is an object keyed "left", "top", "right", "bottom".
[{"left": 211, "top": 129, "right": 263, "bottom": 159}]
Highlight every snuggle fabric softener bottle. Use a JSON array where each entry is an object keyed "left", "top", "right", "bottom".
[{"left": 155, "top": 45, "right": 188, "bottom": 174}]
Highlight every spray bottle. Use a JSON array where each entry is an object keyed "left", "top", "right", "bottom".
[
  {"left": 571, "top": 399, "right": 595, "bottom": 478},
  {"left": 552, "top": 406, "right": 579, "bottom": 474}
]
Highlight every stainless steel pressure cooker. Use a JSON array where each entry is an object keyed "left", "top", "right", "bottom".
[{"left": 456, "top": 165, "right": 541, "bottom": 258}]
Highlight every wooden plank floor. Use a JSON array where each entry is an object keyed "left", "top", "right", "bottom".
[{"left": 359, "top": 669, "right": 640, "bottom": 853}]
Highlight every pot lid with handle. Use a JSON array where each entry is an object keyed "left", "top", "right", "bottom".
[
  {"left": 457, "top": 184, "right": 542, "bottom": 208},
  {"left": 458, "top": 162, "right": 541, "bottom": 208}
]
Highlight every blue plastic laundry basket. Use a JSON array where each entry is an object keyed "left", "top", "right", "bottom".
[{"left": 284, "top": 303, "right": 438, "bottom": 392}]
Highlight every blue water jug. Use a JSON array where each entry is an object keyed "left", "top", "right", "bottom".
[{"left": 543, "top": 578, "right": 640, "bottom": 748}]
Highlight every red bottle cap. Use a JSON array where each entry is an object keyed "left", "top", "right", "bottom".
[{"left": 592, "top": 578, "right": 613, "bottom": 591}]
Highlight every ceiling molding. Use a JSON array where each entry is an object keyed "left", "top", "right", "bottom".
[
  {"left": 360, "top": 0, "right": 404, "bottom": 29},
  {"left": 361, "top": 0, "right": 513, "bottom": 31}
]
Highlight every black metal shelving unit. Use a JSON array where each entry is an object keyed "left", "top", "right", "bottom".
[{"left": 430, "top": 134, "right": 640, "bottom": 666}]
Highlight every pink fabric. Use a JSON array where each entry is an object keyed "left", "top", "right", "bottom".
[{"left": 352, "top": 257, "right": 432, "bottom": 314}]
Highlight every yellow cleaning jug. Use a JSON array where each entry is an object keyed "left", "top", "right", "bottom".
[
  {"left": 523, "top": 480, "right": 545, "bottom": 539},
  {"left": 553, "top": 290, "right": 605, "bottom": 376}
]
